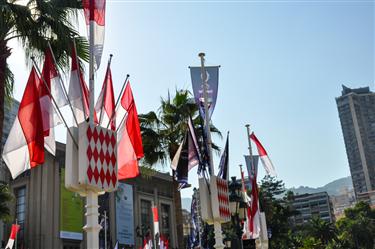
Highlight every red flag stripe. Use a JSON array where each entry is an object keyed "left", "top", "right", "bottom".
[
  {"left": 250, "top": 132, "right": 268, "bottom": 157},
  {"left": 19, "top": 68, "right": 45, "bottom": 167}
]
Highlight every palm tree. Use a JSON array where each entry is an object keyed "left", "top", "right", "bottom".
[
  {"left": 308, "top": 217, "right": 336, "bottom": 245},
  {"left": 0, "top": 0, "right": 88, "bottom": 150},
  {"left": 0, "top": 183, "right": 13, "bottom": 222},
  {"left": 139, "top": 89, "right": 222, "bottom": 248}
]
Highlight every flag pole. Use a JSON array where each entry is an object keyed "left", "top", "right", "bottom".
[
  {"left": 47, "top": 42, "right": 79, "bottom": 127},
  {"left": 198, "top": 52, "right": 225, "bottom": 249},
  {"left": 31, "top": 57, "right": 78, "bottom": 148},
  {"left": 198, "top": 53, "right": 214, "bottom": 175},
  {"left": 15, "top": 219, "right": 17, "bottom": 249},
  {"left": 99, "top": 54, "right": 113, "bottom": 125},
  {"left": 85, "top": 0, "right": 100, "bottom": 248},
  {"left": 106, "top": 74, "right": 130, "bottom": 130},
  {"left": 104, "top": 210, "right": 107, "bottom": 249},
  {"left": 245, "top": 124, "right": 263, "bottom": 249},
  {"left": 245, "top": 124, "right": 254, "bottom": 174}
]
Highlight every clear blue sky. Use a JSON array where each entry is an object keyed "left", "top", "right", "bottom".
[{"left": 9, "top": 0, "right": 374, "bottom": 198}]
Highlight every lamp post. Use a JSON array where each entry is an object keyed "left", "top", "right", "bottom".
[{"left": 228, "top": 176, "right": 246, "bottom": 249}]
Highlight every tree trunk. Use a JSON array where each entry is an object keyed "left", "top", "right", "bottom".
[{"left": 0, "top": 41, "right": 11, "bottom": 153}]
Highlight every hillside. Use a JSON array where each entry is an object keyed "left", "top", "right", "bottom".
[{"left": 290, "top": 176, "right": 353, "bottom": 196}]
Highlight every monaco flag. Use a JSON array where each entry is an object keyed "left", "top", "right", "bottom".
[
  {"left": 249, "top": 169, "right": 261, "bottom": 239},
  {"left": 95, "top": 61, "right": 115, "bottom": 130},
  {"left": 83, "top": 0, "right": 106, "bottom": 69},
  {"left": 5, "top": 224, "right": 20, "bottom": 249},
  {"left": 241, "top": 169, "right": 252, "bottom": 240},
  {"left": 250, "top": 132, "right": 276, "bottom": 176},
  {"left": 68, "top": 44, "right": 94, "bottom": 124},
  {"left": 39, "top": 49, "right": 68, "bottom": 155},
  {"left": 117, "top": 82, "right": 144, "bottom": 180},
  {"left": 2, "top": 67, "right": 44, "bottom": 179}
]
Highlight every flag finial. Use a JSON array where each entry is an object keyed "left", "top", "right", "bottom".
[{"left": 198, "top": 52, "right": 205, "bottom": 57}]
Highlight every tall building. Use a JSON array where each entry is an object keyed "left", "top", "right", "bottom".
[
  {"left": 336, "top": 85, "right": 375, "bottom": 205},
  {"left": 291, "top": 192, "right": 335, "bottom": 226}
]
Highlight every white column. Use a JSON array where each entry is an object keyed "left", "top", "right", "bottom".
[{"left": 84, "top": 191, "right": 101, "bottom": 249}]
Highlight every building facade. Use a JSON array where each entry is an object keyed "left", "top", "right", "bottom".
[
  {"left": 291, "top": 192, "right": 335, "bottom": 226},
  {"left": 336, "top": 85, "right": 375, "bottom": 205},
  {"left": 1, "top": 142, "right": 179, "bottom": 249},
  {"left": 330, "top": 187, "right": 356, "bottom": 219}
]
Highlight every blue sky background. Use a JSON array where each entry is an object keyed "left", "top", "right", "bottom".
[{"left": 8, "top": 0, "right": 374, "bottom": 198}]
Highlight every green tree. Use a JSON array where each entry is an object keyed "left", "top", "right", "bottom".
[
  {"left": 0, "top": 183, "right": 13, "bottom": 222},
  {"left": 335, "top": 201, "right": 375, "bottom": 249},
  {"left": 0, "top": 0, "right": 88, "bottom": 149},
  {"left": 139, "top": 89, "right": 222, "bottom": 248},
  {"left": 306, "top": 217, "right": 337, "bottom": 245},
  {"left": 258, "top": 176, "right": 298, "bottom": 249}
]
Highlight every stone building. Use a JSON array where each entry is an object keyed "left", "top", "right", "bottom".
[{"left": 291, "top": 192, "right": 335, "bottom": 226}]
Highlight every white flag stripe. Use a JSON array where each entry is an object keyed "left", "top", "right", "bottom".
[
  {"left": 2, "top": 118, "right": 30, "bottom": 179},
  {"left": 171, "top": 142, "right": 183, "bottom": 170},
  {"left": 260, "top": 155, "right": 277, "bottom": 176},
  {"left": 68, "top": 70, "right": 86, "bottom": 125},
  {"left": 5, "top": 239, "right": 15, "bottom": 249}
]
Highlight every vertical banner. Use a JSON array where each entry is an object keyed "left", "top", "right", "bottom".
[
  {"left": 60, "top": 168, "right": 84, "bottom": 240},
  {"left": 189, "top": 66, "right": 219, "bottom": 120},
  {"left": 244, "top": 155, "right": 259, "bottom": 180},
  {"left": 116, "top": 183, "right": 134, "bottom": 245}
]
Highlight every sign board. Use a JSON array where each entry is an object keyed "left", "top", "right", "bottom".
[
  {"left": 65, "top": 122, "right": 118, "bottom": 193},
  {"left": 116, "top": 183, "right": 134, "bottom": 245},
  {"left": 199, "top": 176, "right": 230, "bottom": 224},
  {"left": 60, "top": 168, "right": 84, "bottom": 240}
]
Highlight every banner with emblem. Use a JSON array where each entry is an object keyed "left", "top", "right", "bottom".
[{"left": 189, "top": 66, "right": 219, "bottom": 120}]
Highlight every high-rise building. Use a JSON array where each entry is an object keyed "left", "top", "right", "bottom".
[
  {"left": 336, "top": 85, "right": 375, "bottom": 205},
  {"left": 291, "top": 192, "right": 335, "bottom": 226}
]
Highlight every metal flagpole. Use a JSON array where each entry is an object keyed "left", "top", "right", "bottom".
[
  {"left": 31, "top": 57, "right": 78, "bottom": 148},
  {"left": 245, "top": 124, "right": 263, "bottom": 249},
  {"left": 99, "top": 55, "right": 113, "bottom": 125},
  {"left": 47, "top": 42, "right": 79, "bottom": 127},
  {"left": 15, "top": 219, "right": 17, "bottom": 249},
  {"left": 85, "top": 0, "right": 100, "bottom": 248},
  {"left": 106, "top": 74, "right": 130, "bottom": 130},
  {"left": 104, "top": 211, "right": 107, "bottom": 249},
  {"left": 198, "top": 52, "right": 225, "bottom": 249}
]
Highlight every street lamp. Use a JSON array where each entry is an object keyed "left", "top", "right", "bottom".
[{"left": 228, "top": 176, "right": 246, "bottom": 249}]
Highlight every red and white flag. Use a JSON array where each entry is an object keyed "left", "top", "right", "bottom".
[
  {"left": 39, "top": 49, "right": 68, "bottom": 155},
  {"left": 152, "top": 205, "right": 159, "bottom": 237},
  {"left": 142, "top": 235, "right": 152, "bottom": 249},
  {"left": 249, "top": 171, "right": 260, "bottom": 239},
  {"left": 250, "top": 132, "right": 276, "bottom": 176},
  {"left": 117, "top": 82, "right": 144, "bottom": 180},
  {"left": 95, "top": 61, "right": 115, "bottom": 130},
  {"left": 241, "top": 169, "right": 252, "bottom": 240},
  {"left": 5, "top": 224, "right": 20, "bottom": 249},
  {"left": 2, "top": 67, "right": 44, "bottom": 179},
  {"left": 159, "top": 234, "right": 169, "bottom": 249},
  {"left": 83, "top": 0, "right": 106, "bottom": 69},
  {"left": 68, "top": 44, "right": 96, "bottom": 124},
  {"left": 241, "top": 168, "right": 260, "bottom": 240}
]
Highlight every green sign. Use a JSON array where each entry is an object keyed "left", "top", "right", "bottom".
[{"left": 60, "top": 168, "right": 84, "bottom": 240}]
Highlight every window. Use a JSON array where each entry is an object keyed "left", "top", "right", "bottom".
[
  {"left": 140, "top": 200, "right": 152, "bottom": 236},
  {"left": 160, "top": 204, "right": 171, "bottom": 240},
  {"left": 15, "top": 187, "right": 26, "bottom": 247}
]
